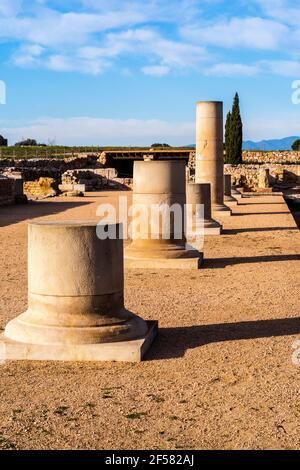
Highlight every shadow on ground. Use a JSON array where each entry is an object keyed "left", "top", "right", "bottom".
[
  {"left": 239, "top": 202, "right": 285, "bottom": 206},
  {"left": 204, "top": 254, "right": 300, "bottom": 269},
  {"left": 223, "top": 227, "right": 298, "bottom": 234},
  {"left": 232, "top": 211, "right": 289, "bottom": 216},
  {"left": 0, "top": 200, "right": 92, "bottom": 227},
  {"left": 146, "top": 317, "right": 300, "bottom": 360}
]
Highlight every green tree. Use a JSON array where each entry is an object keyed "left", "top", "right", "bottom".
[
  {"left": 151, "top": 143, "right": 171, "bottom": 148},
  {"left": 292, "top": 139, "right": 300, "bottom": 150},
  {"left": 15, "top": 138, "right": 38, "bottom": 146},
  {"left": 0, "top": 135, "right": 8, "bottom": 147},
  {"left": 224, "top": 111, "right": 232, "bottom": 164},
  {"left": 225, "top": 92, "right": 243, "bottom": 164}
]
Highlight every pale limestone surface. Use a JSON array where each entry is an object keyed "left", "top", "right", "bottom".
[
  {"left": 0, "top": 192, "right": 300, "bottom": 449},
  {"left": 125, "top": 160, "right": 202, "bottom": 269},
  {"left": 2, "top": 221, "right": 156, "bottom": 361},
  {"left": 195, "top": 101, "right": 231, "bottom": 217},
  {"left": 186, "top": 182, "right": 222, "bottom": 236}
]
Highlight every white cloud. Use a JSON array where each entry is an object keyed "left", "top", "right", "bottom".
[
  {"left": 0, "top": 9, "right": 146, "bottom": 47},
  {"left": 0, "top": 0, "right": 300, "bottom": 78},
  {"left": 78, "top": 28, "right": 207, "bottom": 74},
  {"left": 2, "top": 116, "right": 195, "bottom": 146},
  {"left": 255, "top": 0, "right": 300, "bottom": 25},
  {"left": 206, "top": 62, "right": 260, "bottom": 77},
  {"left": 263, "top": 60, "right": 300, "bottom": 77},
  {"left": 0, "top": 0, "right": 21, "bottom": 17},
  {"left": 181, "top": 17, "right": 288, "bottom": 50},
  {"left": 245, "top": 114, "right": 300, "bottom": 140},
  {"left": 142, "top": 65, "right": 170, "bottom": 77},
  {"left": 2, "top": 113, "right": 299, "bottom": 145}
]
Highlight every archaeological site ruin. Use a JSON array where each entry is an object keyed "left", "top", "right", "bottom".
[{"left": 1, "top": 99, "right": 300, "bottom": 452}]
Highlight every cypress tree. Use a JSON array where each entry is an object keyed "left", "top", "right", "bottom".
[
  {"left": 224, "top": 111, "right": 232, "bottom": 164},
  {"left": 225, "top": 92, "right": 243, "bottom": 164}
]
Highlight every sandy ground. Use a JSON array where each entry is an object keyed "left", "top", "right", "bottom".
[{"left": 0, "top": 192, "right": 300, "bottom": 450}]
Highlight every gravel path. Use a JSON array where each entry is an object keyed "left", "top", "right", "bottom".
[{"left": 0, "top": 193, "right": 299, "bottom": 450}]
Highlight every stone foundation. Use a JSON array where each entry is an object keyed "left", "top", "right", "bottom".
[
  {"left": 242, "top": 150, "right": 300, "bottom": 164},
  {"left": 224, "top": 164, "right": 300, "bottom": 191},
  {"left": 24, "top": 178, "right": 57, "bottom": 199},
  {"left": 0, "top": 176, "right": 26, "bottom": 205},
  {"left": 61, "top": 169, "right": 132, "bottom": 192}
]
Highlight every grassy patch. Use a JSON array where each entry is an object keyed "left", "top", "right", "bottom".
[
  {"left": 125, "top": 412, "right": 148, "bottom": 420},
  {"left": 54, "top": 406, "right": 69, "bottom": 416},
  {"left": 147, "top": 394, "right": 165, "bottom": 403},
  {"left": 0, "top": 435, "right": 17, "bottom": 450}
]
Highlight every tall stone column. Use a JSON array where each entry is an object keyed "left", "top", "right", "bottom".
[
  {"left": 186, "top": 183, "right": 222, "bottom": 235},
  {"left": 125, "top": 160, "right": 203, "bottom": 269},
  {"left": 195, "top": 101, "right": 231, "bottom": 216},
  {"left": 1, "top": 221, "right": 157, "bottom": 362},
  {"left": 224, "top": 174, "right": 238, "bottom": 204}
]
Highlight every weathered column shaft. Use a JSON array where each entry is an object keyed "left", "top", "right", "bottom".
[
  {"left": 186, "top": 183, "right": 222, "bottom": 235},
  {"left": 224, "top": 174, "right": 232, "bottom": 197},
  {"left": 195, "top": 101, "right": 231, "bottom": 216},
  {"left": 128, "top": 160, "right": 186, "bottom": 255},
  {"left": 187, "top": 182, "right": 212, "bottom": 222},
  {"left": 5, "top": 221, "right": 148, "bottom": 345},
  {"left": 125, "top": 160, "right": 203, "bottom": 268},
  {"left": 224, "top": 174, "right": 238, "bottom": 204}
]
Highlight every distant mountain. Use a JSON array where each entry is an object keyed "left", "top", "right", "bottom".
[
  {"left": 185, "top": 136, "right": 300, "bottom": 151},
  {"left": 242, "top": 136, "right": 300, "bottom": 151}
]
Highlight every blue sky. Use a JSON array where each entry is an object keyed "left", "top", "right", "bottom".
[{"left": 0, "top": 0, "right": 299, "bottom": 145}]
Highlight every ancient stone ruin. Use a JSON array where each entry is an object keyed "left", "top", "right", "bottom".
[
  {"left": 1, "top": 221, "right": 157, "bottom": 362},
  {"left": 186, "top": 182, "right": 222, "bottom": 236},
  {"left": 195, "top": 101, "right": 231, "bottom": 217},
  {"left": 125, "top": 160, "right": 203, "bottom": 269}
]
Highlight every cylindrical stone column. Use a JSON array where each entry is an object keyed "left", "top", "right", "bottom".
[
  {"left": 125, "top": 160, "right": 202, "bottom": 266},
  {"left": 195, "top": 101, "right": 231, "bottom": 216},
  {"left": 5, "top": 221, "right": 148, "bottom": 345},
  {"left": 186, "top": 183, "right": 222, "bottom": 235},
  {"left": 224, "top": 174, "right": 238, "bottom": 204},
  {"left": 231, "top": 186, "right": 242, "bottom": 198}
]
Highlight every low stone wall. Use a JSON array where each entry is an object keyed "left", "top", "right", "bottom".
[
  {"left": 0, "top": 156, "right": 99, "bottom": 171},
  {"left": 0, "top": 156, "right": 100, "bottom": 183},
  {"left": 61, "top": 169, "right": 131, "bottom": 191},
  {"left": 24, "top": 178, "right": 57, "bottom": 199},
  {"left": 224, "top": 164, "right": 300, "bottom": 191},
  {"left": 242, "top": 151, "right": 300, "bottom": 163}
]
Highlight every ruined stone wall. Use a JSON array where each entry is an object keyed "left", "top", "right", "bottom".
[
  {"left": 242, "top": 151, "right": 300, "bottom": 163},
  {"left": 0, "top": 156, "right": 100, "bottom": 182},
  {"left": 188, "top": 151, "right": 300, "bottom": 190},
  {"left": 224, "top": 164, "right": 300, "bottom": 191},
  {"left": 189, "top": 151, "right": 300, "bottom": 168},
  {"left": 23, "top": 178, "right": 57, "bottom": 199},
  {"left": 61, "top": 169, "right": 131, "bottom": 192}
]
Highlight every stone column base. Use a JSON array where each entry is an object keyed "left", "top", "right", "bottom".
[
  {"left": 212, "top": 204, "right": 232, "bottom": 217},
  {"left": 224, "top": 195, "right": 239, "bottom": 205},
  {"left": 232, "top": 189, "right": 242, "bottom": 199},
  {"left": 125, "top": 252, "right": 203, "bottom": 269},
  {"left": 187, "top": 220, "right": 222, "bottom": 237},
  {"left": 0, "top": 321, "right": 158, "bottom": 363}
]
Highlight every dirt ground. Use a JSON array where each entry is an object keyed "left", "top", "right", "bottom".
[{"left": 0, "top": 192, "right": 300, "bottom": 450}]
